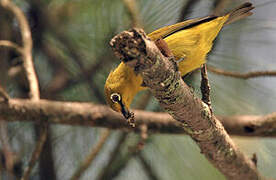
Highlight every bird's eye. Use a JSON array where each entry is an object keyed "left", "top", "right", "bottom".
[{"left": 110, "top": 93, "right": 121, "bottom": 103}]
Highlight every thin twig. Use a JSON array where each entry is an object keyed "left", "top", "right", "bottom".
[
  {"left": 0, "top": 40, "right": 22, "bottom": 53},
  {"left": 96, "top": 92, "right": 152, "bottom": 180},
  {"left": 209, "top": 0, "right": 228, "bottom": 53},
  {"left": 41, "top": 42, "right": 112, "bottom": 99},
  {"left": 98, "top": 133, "right": 143, "bottom": 180},
  {"left": 96, "top": 91, "right": 151, "bottom": 179},
  {"left": 212, "top": 0, "right": 230, "bottom": 16},
  {"left": 25, "top": 2, "right": 58, "bottom": 179},
  {"left": 1, "top": 0, "right": 40, "bottom": 100},
  {"left": 27, "top": 0, "right": 107, "bottom": 103},
  {"left": 207, "top": 65, "right": 276, "bottom": 79},
  {"left": 96, "top": 133, "right": 128, "bottom": 180},
  {"left": 0, "top": 120, "right": 15, "bottom": 175},
  {"left": 136, "top": 124, "right": 148, "bottom": 150},
  {"left": 200, "top": 64, "right": 212, "bottom": 113},
  {"left": 122, "top": 0, "right": 142, "bottom": 28},
  {"left": 58, "top": 39, "right": 104, "bottom": 101},
  {"left": 0, "top": 87, "right": 9, "bottom": 102},
  {"left": 136, "top": 153, "right": 159, "bottom": 180},
  {"left": 20, "top": 123, "right": 48, "bottom": 180},
  {"left": 1, "top": 1, "right": 46, "bottom": 179},
  {"left": 178, "top": 0, "right": 200, "bottom": 22},
  {"left": 34, "top": 123, "right": 56, "bottom": 180},
  {"left": 98, "top": 92, "right": 152, "bottom": 179},
  {"left": 251, "top": 153, "right": 257, "bottom": 166},
  {"left": 48, "top": 27, "right": 105, "bottom": 102},
  {"left": 100, "top": 128, "right": 151, "bottom": 180},
  {"left": 70, "top": 129, "right": 111, "bottom": 180},
  {"left": 27, "top": 0, "right": 114, "bottom": 103}
]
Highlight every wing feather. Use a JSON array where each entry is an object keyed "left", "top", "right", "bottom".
[{"left": 148, "top": 16, "right": 217, "bottom": 41}]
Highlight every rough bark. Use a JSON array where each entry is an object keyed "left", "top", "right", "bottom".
[
  {"left": 109, "top": 28, "right": 261, "bottom": 180},
  {"left": 0, "top": 99, "right": 276, "bottom": 138}
]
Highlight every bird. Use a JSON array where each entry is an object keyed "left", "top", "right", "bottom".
[{"left": 104, "top": 2, "right": 254, "bottom": 120}]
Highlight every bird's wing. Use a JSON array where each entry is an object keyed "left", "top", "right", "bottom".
[
  {"left": 148, "top": 16, "right": 217, "bottom": 41},
  {"left": 148, "top": 2, "right": 254, "bottom": 41}
]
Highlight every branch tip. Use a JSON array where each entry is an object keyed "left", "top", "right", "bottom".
[{"left": 110, "top": 28, "right": 147, "bottom": 65}]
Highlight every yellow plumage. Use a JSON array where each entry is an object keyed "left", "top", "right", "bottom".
[
  {"left": 157, "top": 16, "right": 228, "bottom": 75},
  {"left": 104, "top": 3, "right": 254, "bottom": 118}
]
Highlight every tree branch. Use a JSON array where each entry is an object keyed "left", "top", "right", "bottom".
[
  {"left": 109, "top": 28, "right": 261, "bottom": 179},
  {"left": 200, "top": 64, "right": 212, "bottom": 112},
  {"left": 1, "top": 0, "right": 40, "bottom": 100},
  {"left": 70, "top": 129, "right": 111, "bottom": 180},
  {"left": 136, "top": 153, "right": 159, "bottom": 180},
  {"left": 218, "top": 113, "right": 276, "bottom": 137},
  {"left": 0, "top": 98, "right": 276, "bottom": 137},
  {"left": 178, "top": 0, "right": 200, "bottom": 22},
  {"left": 0, "top": 120, "right": 16, "bottom": 176},
  {"left": 21, "top": 123, "right": 48, "bottom": 180},
  {"left": 0, "top": 40, "right": 22, "bottom": 53},
  {"left": 122, "top": 0, "right": 141, "bottom": 28},
  {"left": 0, "top": 87, "right": 9, "bottom": 102},
  {"left": 0, "top": 1, "right": 46, "bottom": 179},
  {"left": 96, "top": 133, "right": 128, "bottom": 180},
  {"left": 208, "top": 65, "right": 276, "bottom": 79},
  {"left": 212, "top": 0, "right": 230, "bottom": 16},
  {"left": 96, "top": 91, "right": 152, "bottom": 179}
]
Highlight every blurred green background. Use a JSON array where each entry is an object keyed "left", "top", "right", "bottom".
[{"left": 1, "top": 0, "right": 276, "bottom": 179}]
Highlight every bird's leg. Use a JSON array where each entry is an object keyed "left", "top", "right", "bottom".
[{"left": 200, "top": 64, "right": 213, "bottom": 113}]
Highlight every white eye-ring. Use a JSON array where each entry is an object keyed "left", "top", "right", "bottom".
[{"left": 110, "top": 93, "right": 121, "bottom": 103}]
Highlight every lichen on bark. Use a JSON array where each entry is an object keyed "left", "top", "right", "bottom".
[{"left": 110, "top": 28, "right": 261, "bottom": 180}]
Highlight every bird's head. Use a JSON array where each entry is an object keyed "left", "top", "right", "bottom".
[
  {"left": 104, "top": 63, "right": 137, "bottom": 119},
  {"left": 104, "top": 90, "right": 132, "bottom": 119}
]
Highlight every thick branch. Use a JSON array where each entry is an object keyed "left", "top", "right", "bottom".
[
  {"left": 0, "top": 99, "right": 276, "bottom": 137},
  {"left": 110, "top": 29, "right": 260, "bottom": 179}
]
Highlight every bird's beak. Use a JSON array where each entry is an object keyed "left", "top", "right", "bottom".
[{"left": 119, "top": 101, "right": 131, "bottom": 119}]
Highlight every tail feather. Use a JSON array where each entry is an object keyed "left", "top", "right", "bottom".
[{"left": 225, "top": 2, "right": 254, "bottom": 25}]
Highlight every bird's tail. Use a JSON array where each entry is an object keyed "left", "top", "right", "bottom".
[{"left": 224, "top": 2, "right": 254, "bottom": 25}]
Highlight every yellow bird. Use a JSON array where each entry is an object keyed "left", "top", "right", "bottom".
[{"left": 105, "top": 3, "right": 254, "bottom": 119}]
